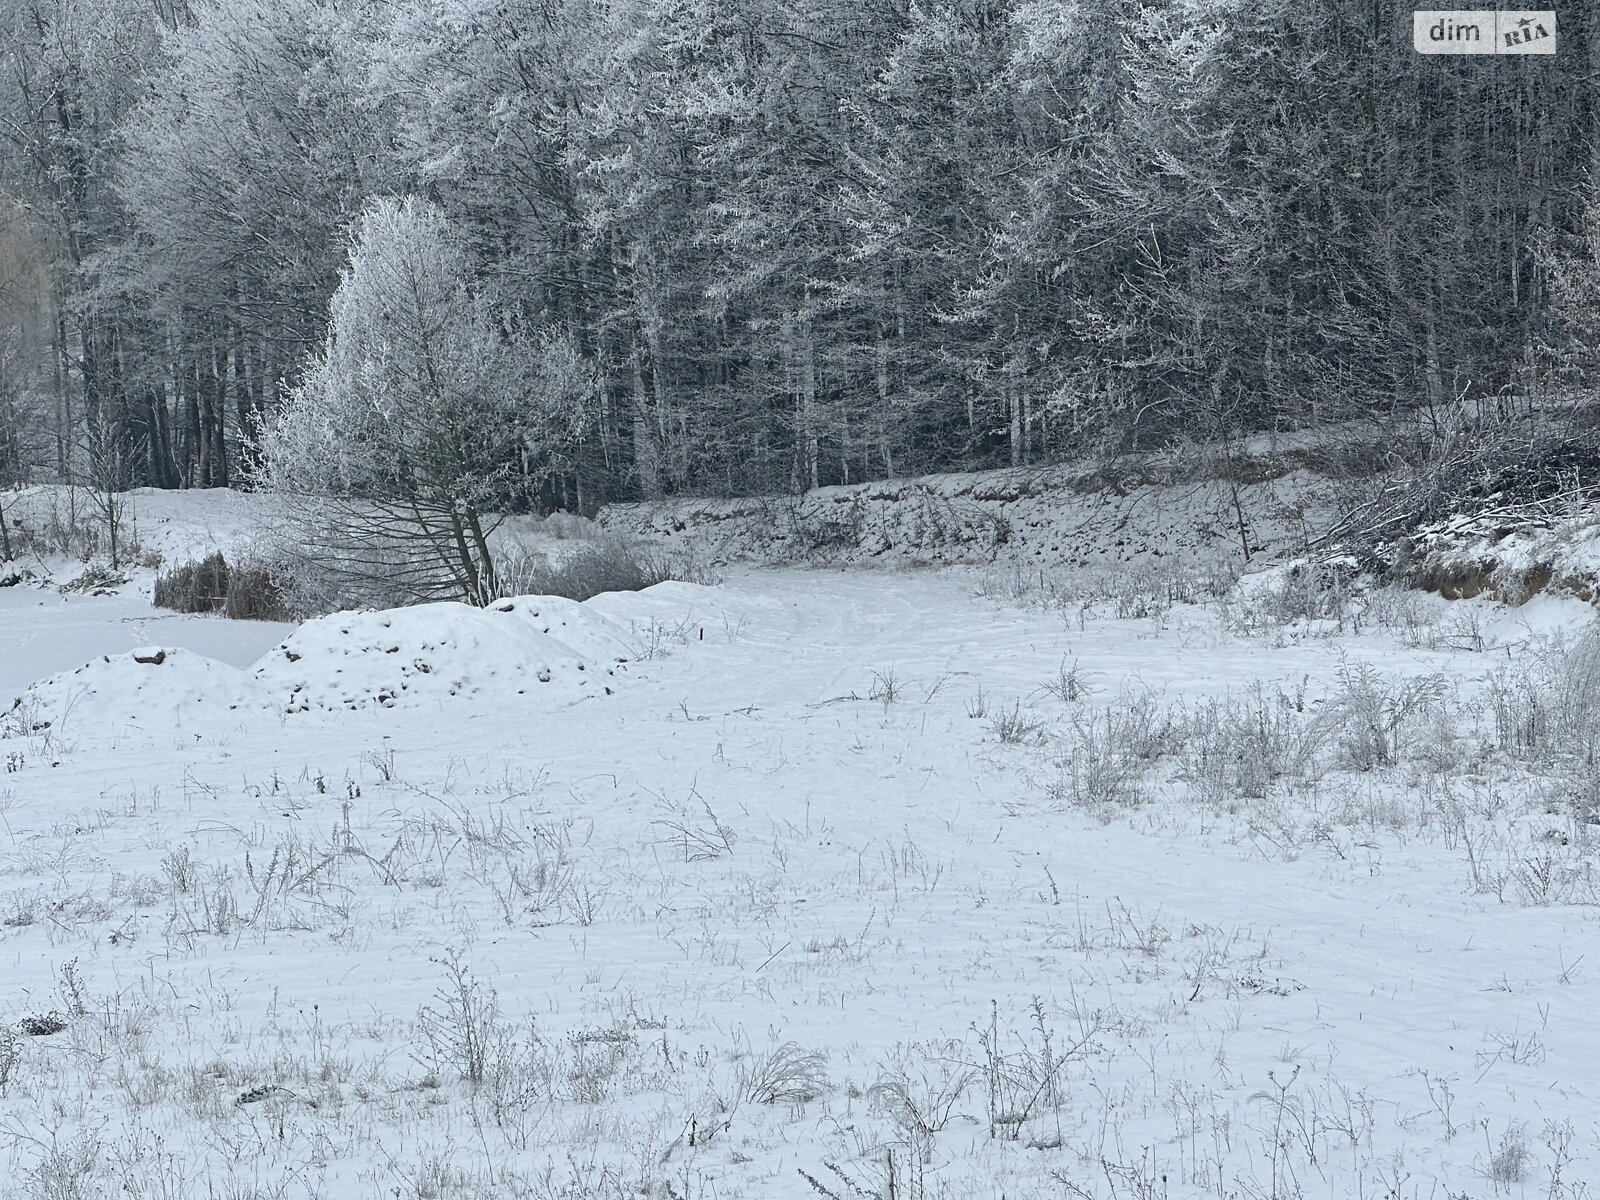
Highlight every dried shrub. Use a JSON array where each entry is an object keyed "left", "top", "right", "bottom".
[
  {"left": 221, "top": 563, "right": 287, "bottom": 620},
  {"left": 495, "top": 538, "right": 711, "bottom": 602},
  {"left": 738, "top": 1042, "right": 828, "bottom": 1105},
  {"left": 154, "top": 552, "right": 291, "bottom": 621},
  {"left": 153, "top": 552, "right": 230, "bottom": 613}
]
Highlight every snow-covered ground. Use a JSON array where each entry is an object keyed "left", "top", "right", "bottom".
[{"left": 3, "top": 552, "right": 1599, "bottom": 1199}]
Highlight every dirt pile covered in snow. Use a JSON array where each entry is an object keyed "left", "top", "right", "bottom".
[
  {"left": 598, "top": 462, "right": 1334, "bottom": 574},
  {"left": 6, "top": 593, "right": 644, "bottom": 734},
  {"left": 3, "top": 646, "right": 260, "bottom": 739},
  {"left": 1378, "top": 508, "right": 1600, "bottom": 605},
  {"left": 251, "top": 596, "right": 633, "bottom": 713}
]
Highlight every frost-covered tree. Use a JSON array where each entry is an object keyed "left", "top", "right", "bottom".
[{"left": 261, "top": 196, "right": 534, "bottom": 607}]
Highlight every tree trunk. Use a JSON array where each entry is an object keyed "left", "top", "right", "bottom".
[
  {"left": 876, "top": 328, "right": 895, "bottom": 479},
  {"left": 1008, "top": 381, "right": 1022, "bottom": 468},
  {"left": 146, "top": 384, "right": 176, "bottom": 488},
  {"left": 631, "top": 345, "right": 660, "bottom": 499},
  {"left": 447, "top": 507, "right": 482, "bottom": 606},
  {"left": 52, "top": 313, "right": 74, "bottom": 479},
  {"left": 210, "top": 343, "right": 230, "bottom": 488},
  {"left": 186, "top": 360, "right": 203, "bottom": 487},
  {"left": 464, "top": 507, "right": 498, "bottom": 605},
  {"left": 800, "top": 314, "right": 819, "bottom": 491}
]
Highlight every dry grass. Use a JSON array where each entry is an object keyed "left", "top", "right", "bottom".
[{"left": 154, "top": 552, "right": 291, "bottom": 621}]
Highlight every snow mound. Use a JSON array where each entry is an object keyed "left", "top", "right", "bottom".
[
  {"left": 4, "top": 646, "right": 257, "bottom": 738},
  {"left": 252, "top": 599, "right": 628, "bottom": 714},
  {"left": 486, "top": 595, "right": 634, "bottom": 663},
  {"left": 581, "top": 581, "right": 725, "bottom": 629}
]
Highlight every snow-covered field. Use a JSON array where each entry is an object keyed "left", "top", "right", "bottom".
[{"left": 3, "top": 544, "right": 1600, "bottom": 1200}]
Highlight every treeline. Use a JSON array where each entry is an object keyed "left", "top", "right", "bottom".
[{"left": 0, "top": 0, "right": 1596, "bottom": 510}]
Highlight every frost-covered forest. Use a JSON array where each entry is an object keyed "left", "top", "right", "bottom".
[{"left": 1, "top": 0, "right": 1597, "bottom": 513}]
